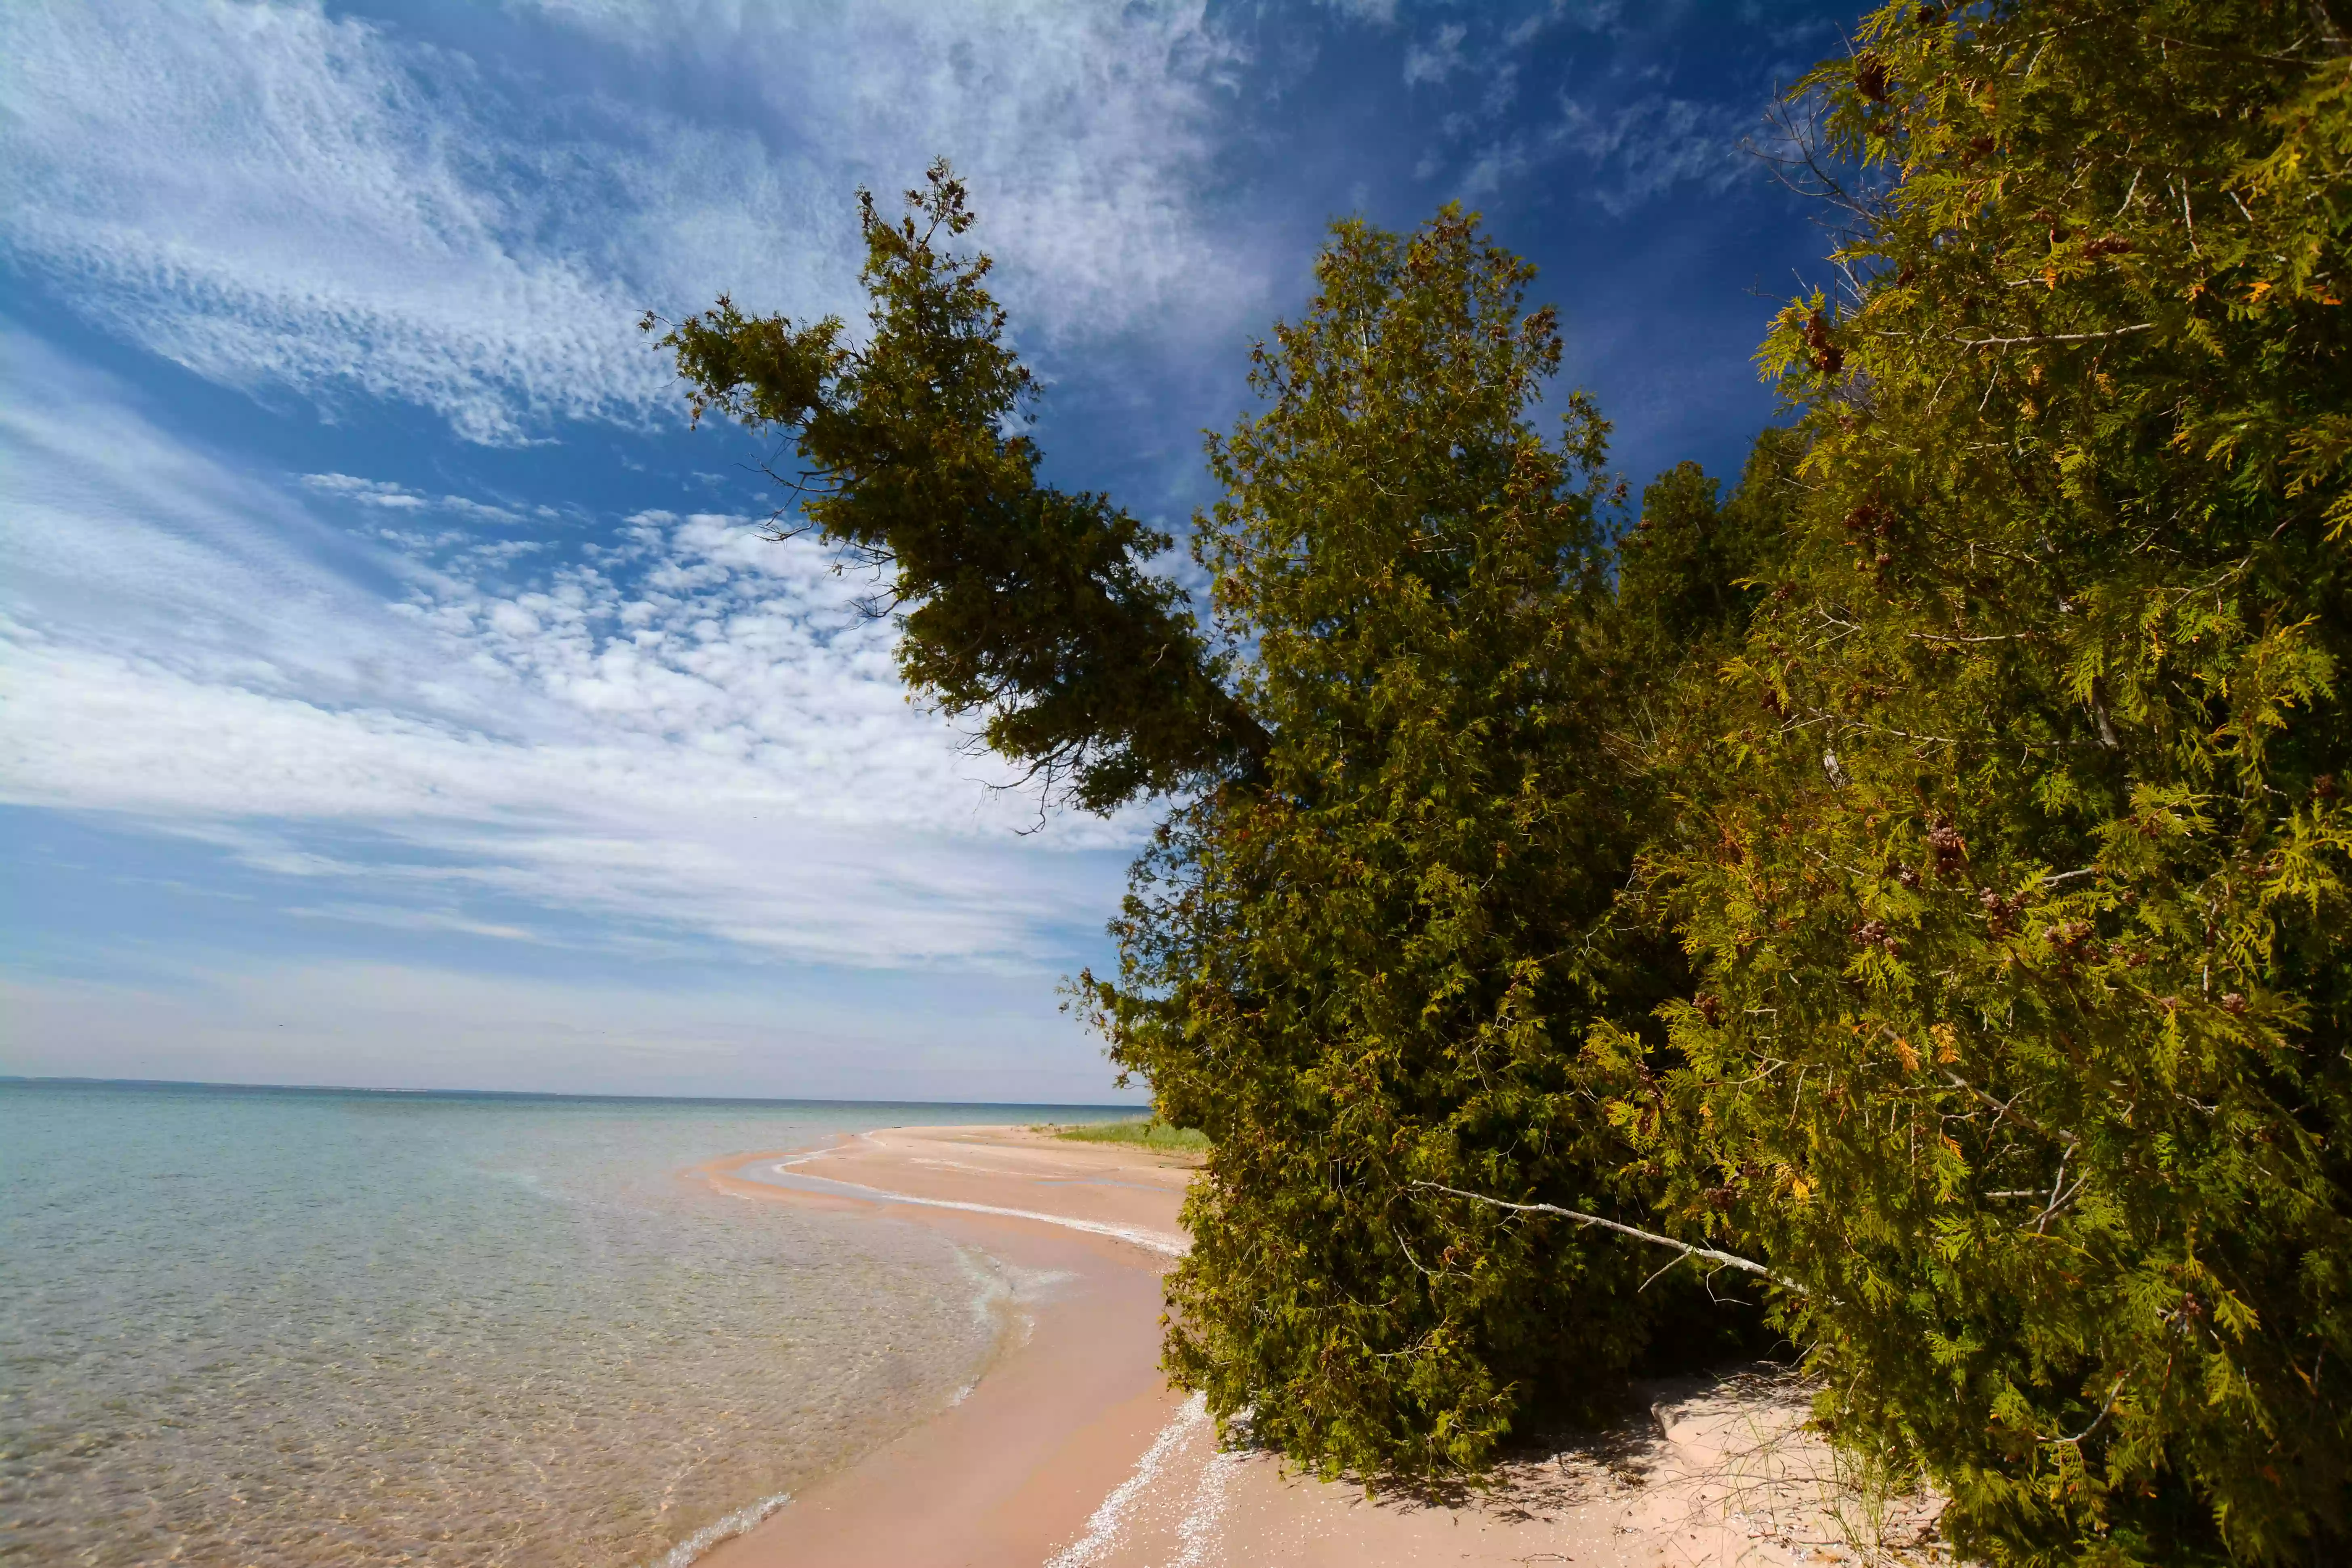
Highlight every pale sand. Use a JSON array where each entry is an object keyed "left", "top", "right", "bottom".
[{"left": 689, "top": 1126, "right": 1951, "bottom": 1567}]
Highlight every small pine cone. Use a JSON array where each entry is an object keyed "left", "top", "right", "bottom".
[
  {"left": 2043, "top": 920, "right": 2093, "bottom": 951},
  {"left": 1979, "top": 888, "right": 2018, "bottom": 936}
]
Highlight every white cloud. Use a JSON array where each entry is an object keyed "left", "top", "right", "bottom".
[
  {"left": 1429, "top": 89, "right": 1754, "bottom": 215},
  {"left": 304, "top": 473, "right": 550, "bottom": 530},
  {"left": 301, "top": 473, "right": 430, "bottom": 508},
  {"left": 1389, "top": 6, "right": 1764, "bottom": 217},
  {"left": 524, "top": 0, "right": 1259, "bottom": 345},
  {"left": 0, "top": 341, "right": 466, "bottom": 715},
  {"left": 0, "top": 0, "right": 1263, "bottom": 443},
  {"left": 1556, "top": 93, "right": 1754, "bottom": 215},
  {"left": 2, "top": 2, "right": 664, "bottom": 442},
  {"left": 1505, "top": 0, "right": 1627, "bottom": 47},
  {"left": 287, "top": 904, "right": 546, "bottom": 943},
  {"left": 0, "top": 335, "right": 1131, "bottom": 971},
  {"left": 1404, "top": 24, "right": 1468, "bottom": 86}
]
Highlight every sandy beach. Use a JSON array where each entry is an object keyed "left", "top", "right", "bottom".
[{"left": 691, "top": 1126, "right": 1951, "bottom": 1568}]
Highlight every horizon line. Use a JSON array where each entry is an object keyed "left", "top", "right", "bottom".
[{"left": 0, "top": 1074, "right": 1150, "bottom": 1111}]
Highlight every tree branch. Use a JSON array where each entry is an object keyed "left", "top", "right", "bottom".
[
  {"left": 1958, "top": 324, "right": 2155, "bottom": 350},
  {"left": 2039, "top": 1375, "right": 2128, "bottom": 1445},
  {"left": 1409, "top": 1181, "right": 1809, "bottom": 1294},
  {"left": 1946, "top": 1073, "right": 2080, "bottom": 1148}
]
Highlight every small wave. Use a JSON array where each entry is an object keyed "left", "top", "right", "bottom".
[
  {"left": 954, "top": 1244, "right": 1017, "bottom": 1334},
  {"left": 643, "top": 1491, "right": 792, "bottom": 1568}
]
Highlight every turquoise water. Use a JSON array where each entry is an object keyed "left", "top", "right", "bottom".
[{"left": 0, "top": 1079, "right": 1130, "bottom": 1566}]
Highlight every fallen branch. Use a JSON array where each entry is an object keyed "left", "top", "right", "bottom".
[{"left": 1408, "top": 1181, "right": 1809, "bottom": 1294}]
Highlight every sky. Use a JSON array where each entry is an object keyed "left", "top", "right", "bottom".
[{"left": 2, "top": 0, "right": 1861, "bottom": 1103}]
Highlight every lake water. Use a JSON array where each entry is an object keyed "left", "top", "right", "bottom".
[{"left": 0, "top": 1078, "right": 1129, "bottom": 1566}]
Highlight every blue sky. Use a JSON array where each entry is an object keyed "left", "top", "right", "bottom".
[{"left": 2, "top": 0, "right": 1855, "bottom": 1101}]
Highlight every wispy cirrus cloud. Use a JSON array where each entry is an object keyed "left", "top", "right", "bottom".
[
  {"left": 3, "top": 2, "right": 672, "bottom": 442},
  {"left": 524, "top": 0, "right": 1261, "bottom": 345},
  {"left": 1554, "top": 93, "right": 1761, "bottom": 215},
  {"left": 301, "top": 474, "right": 435, "bottom": 510},
  {"left": 0, "top": 0, "right": 1265, "bottom": 444},
  {"left": 1403, "top": 23, "right": 1469, "bottom": 86},
  {"left": 1389, "top": 3, "right": 1833, "bottom": 217}
]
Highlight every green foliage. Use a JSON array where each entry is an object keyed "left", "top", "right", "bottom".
[
  {"left": 1626, "top": 3, "right": 2352, "bottom": 1562},
  {"left": 1079, "top": 210, "right": 1718, "bottom": 1476},
  {"left": 646, "top": 162, "right": 1264, "bottom": 812},
  {"left": 1613, "top": 428, "right": 1800, "bottom": 661},
  {"left": 1605, "top": 432, "right": 1806, "bottom": 819},
  {"left": 1044, "top": 1119, "right": 1210, "bottom": 1151}
]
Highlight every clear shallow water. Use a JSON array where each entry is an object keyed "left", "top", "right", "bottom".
[{"left": 0, "top": 1079, "right": 1130, "bottom": 1566}]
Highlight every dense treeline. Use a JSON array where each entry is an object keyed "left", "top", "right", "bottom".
[{"left": 654, "top": 2, "right": 2351, "bottom": 1561}]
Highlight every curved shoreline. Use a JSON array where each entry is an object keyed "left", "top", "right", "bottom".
[{"left": 684, "top": 1125, "right": 1198, "bottom": 1568}]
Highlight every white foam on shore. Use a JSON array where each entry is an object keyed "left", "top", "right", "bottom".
[
  {"left": 1043, "top": 1393, "right": 1212, "bottom": 1568},
  {"left": 766, "top": 1164, "right": 1188, "bottom": 1257},
  {"left": 645, "top": 1490, "right": 791, "bottom": 1568},
  {"left": 1171, "top": 1441, "right": 1242, "bottom": 1567}
]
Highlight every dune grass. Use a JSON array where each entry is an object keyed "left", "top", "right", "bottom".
[{"left": 1041, "top": 1119, "right": 1209, "bottom": 1152}]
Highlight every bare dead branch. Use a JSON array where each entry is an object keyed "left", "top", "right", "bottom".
[
  {"left": 1409, "top": 1181, "right": 1809, "bottom": 1294},
  {"left": 1960, "top": 324, "right": 2156, "bottom": 349}
]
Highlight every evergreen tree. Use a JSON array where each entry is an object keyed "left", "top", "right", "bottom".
[
  {"left": 1630, "top": 3, "right": 2352, "bottom": 1561},
  {"left": 1085, "top": 210, "right": 1702, "bottom": 1473},
  {"left": 646, "top": 163, "right": 1264, "bottom": 815},
  {"left": 1611, "top": 430, "right": 1799, "bottom": 663}
]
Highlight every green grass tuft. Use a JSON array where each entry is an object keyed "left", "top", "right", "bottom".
[{"left": 1039, "top": 1119, "right": 1209, "bottom": 1151}]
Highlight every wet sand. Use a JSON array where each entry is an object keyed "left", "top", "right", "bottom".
[{"left": 689, "top": 1126, "right": 1950, "bottom": 1567}]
